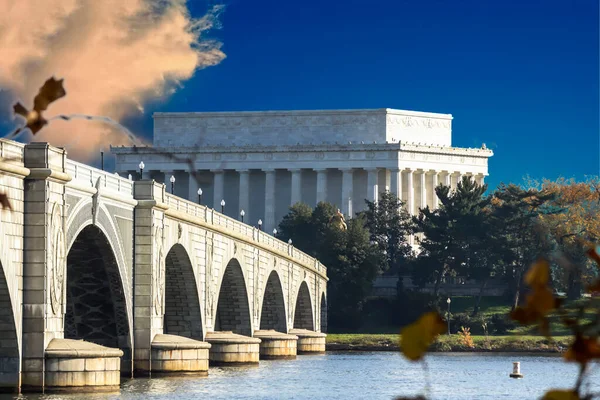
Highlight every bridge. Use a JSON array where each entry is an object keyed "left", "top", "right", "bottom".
[{"left": 0, "top": 140, "right": 328, "bottom": 393}]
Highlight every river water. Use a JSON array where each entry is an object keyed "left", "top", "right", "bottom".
[{"left": 8, "top": 352, "right": 600, "bottom": 400}]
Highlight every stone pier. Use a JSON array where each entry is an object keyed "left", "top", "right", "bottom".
[
  {"left": 289, "top": 329, "right": 326, "bottom": 354},
  {"left": 149, "top": 334, "right": 211, "bottom": 375},
  {"left": 253, "top": 330, "right": 298, "bottom": 359},
  {"left": 205, "top": 332, "right": 261, "bottom": 365},
  {"left": 44, "top": 339, "right": 122, "bottom": 392}
]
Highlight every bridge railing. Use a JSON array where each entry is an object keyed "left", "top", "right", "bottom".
[
  {"left": 65, "top": 160, "right": 134, "bottom": 198},
  {"left": 164, "top": 192, "right": 326, "bottom": 275},
  {"left": 0, "top": 140, "right": 25, "bottom": 165}
]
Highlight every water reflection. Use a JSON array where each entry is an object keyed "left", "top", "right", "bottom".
[{"left": 5, "top": 352, "right": 598, "bottom": 400}]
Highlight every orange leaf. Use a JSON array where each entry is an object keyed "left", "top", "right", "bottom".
[
  {"left": 400, "top": 312, "right": 446, "bottom": 362},
  {"left": 33, "top": 77, "right": 66, "bottom": 112},
  {"left": 525, "top": 258, "right": 550, "bottom": 288},
  {"left": 564, "top": 335, "right": 600, "bottom": 364},
  {"left": 586, "top": 247, "right": 600, "bottom": 267},
  {"left": 0, "top": 193, "right": 12, "bottom": 210},
  {"left": 542, "top": 389, "right": 579, "bottom": 400},
  {"left": 526, "top": 286, "right": 557, "bottom": 316}
]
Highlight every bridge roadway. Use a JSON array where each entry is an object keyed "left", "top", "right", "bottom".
[{"left": 0, "top": 140, "right": 328, "bottom": 392}]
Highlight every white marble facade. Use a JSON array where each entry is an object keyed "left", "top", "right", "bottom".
[{"left": 111, "top": 109, "right": 493, "bottom": 233}]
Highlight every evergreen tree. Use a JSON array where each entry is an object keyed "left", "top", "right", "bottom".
[{"left": 362, "top": 191, "right": 414, "bottom": 276}]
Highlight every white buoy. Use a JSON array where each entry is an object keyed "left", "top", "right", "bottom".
[{"left": 510, "top": 361, "right": 523, "bottom": 378}]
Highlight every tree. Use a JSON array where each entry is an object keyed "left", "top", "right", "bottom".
[
  {"left": 362, "top": 191, "right": 414, "bottom": 276},
  {"left": 490, "top": 183, "right": 558, "bottom": 309},
  {"left": 538, "top": 177, "right": 600, "bottom": 299},
  {"left": 411, "top": 176, "right": 490, "bottom": 299},
  {"left": 277, "top": 202, "right": 381, "bottom": 330}
]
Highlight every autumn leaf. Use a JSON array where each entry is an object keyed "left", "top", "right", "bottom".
[
  {"left": 586, "top": 247, "right": 600, "bottom": 267},
  {"left": 564, "top": 334, "right": 600, "bottom": 365},
  {"left": 12, "top": 77, "right": 66, "bottom": 135},
  {"left": 542, "top": 389, "right": 579, "bottom": 400},
  {"left": 400, "top": 311, "right": 446, "bottom": 361},
  {"left": 0, "top": 193, "right": 11, "bottom": 210},
  {"left": 525, "top": 258, "right": 550, "bottom": 288}
]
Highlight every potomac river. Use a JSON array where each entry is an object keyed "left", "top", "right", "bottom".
[{"left": 5, "top": 352, "right": 599, "bottom": 400}]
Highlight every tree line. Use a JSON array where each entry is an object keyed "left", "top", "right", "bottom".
[{"left": 276, "top": 176, "right": 600, "bottom": 331}]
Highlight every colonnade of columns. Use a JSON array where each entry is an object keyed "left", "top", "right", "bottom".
[{"left": 130, "top": 167, "right": 485, "bottom": 233}]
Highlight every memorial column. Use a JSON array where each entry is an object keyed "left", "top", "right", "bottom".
[
  {"left": 420, "top": 170, "right": 427, "bottom": 209},
  {"left": 290, "top": 169, "right": 302, "bottom": 205},
  {"left": 188, "top": 170, "right": 199, "bottom": 202},
  {"left": 431, "top": 170, "right": 439, "bottom": 209},
  {"left": 316, "top": 168, "right": 327, "bottom": 204},
  {"left": 406, "top": 169, "right": 414, "bottom": 215},
  {"left": 366, "top": 168, "right": 379, "bottom": 203},
  {"left": 341, "top": 168, "right": 354, "bottom": 217},
  {"left": 212, "top": 169, "right": 224, "bottom": 210},
  {"left": 264, "top": 169, "right": 276, "bottom": 233},
  {"left": 239, "top": 169, "right": 250, "bottom": 218},
  {"left": 390, "top": 168, "right": 401, "bottom": 200}
]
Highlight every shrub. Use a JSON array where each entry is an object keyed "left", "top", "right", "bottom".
[{"left": 488, "top": 313, "right": 516, "bottom": 334}]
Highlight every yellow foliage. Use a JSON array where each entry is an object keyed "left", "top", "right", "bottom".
[
  {"left": 542, "top": 389, "right": 580, "bottom": 400},
  {"left": 564, "top": 334, "right": 600, "bottom": 365},
  {"left": 458, "top": 326, "right": 474, "bottom": 348},
  {"left": 400, "top": 312, "right": 446, "bottom": 361},
  {"left": 525, "top": 258, "right": 550, "bottom": 288}
]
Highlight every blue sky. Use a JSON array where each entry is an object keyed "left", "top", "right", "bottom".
[{"left": 5, "top": 0, "right": 600, "bottom": 190}]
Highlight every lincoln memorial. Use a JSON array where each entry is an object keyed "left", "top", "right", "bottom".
[{"left": 111, "top": 108, "right": 493, "bottom": 233}]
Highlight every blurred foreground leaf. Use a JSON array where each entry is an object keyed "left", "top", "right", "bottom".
[
  {"left": 542, "top": 389, "right": 579, "bottom": 400},
  {"left": 400, "top": 311, "right": 445, "bottom": 361},
  {"left": 13, "top": 77, "right": 66, "bottom": 134}
]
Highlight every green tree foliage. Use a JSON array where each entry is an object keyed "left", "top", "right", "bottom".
[
  {"left": 490, "top": 183, "right": 558, "bottom": 309},
  {"left": 362, "top": 191, "right": 414, "bottom": 276},
  {"left": 411, "top": 177, "right": 491, "bottom": 299},
  {"left": 277, "top": 202, "right": 381, "bottom": 330}
]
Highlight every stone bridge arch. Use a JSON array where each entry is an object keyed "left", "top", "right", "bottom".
[
  {"left": 259, "top": 270, "right": 287, "bottom": 333},
  {"left": 64, "top": 223, "right": 132, "bottom": 370},
  {"left": 320, "top": 292, "right": 327, "bottom": 333},
  {"left": 164, "top": 243, "right": 204, "bottom": 340},
  {"left": 214, "top": 258, "right": 252, "bottom": 336},
  {"left": 0, "top": 260, "right": 19, "bottom": 390},
  {"left": 293, "top": 281, "right": 314, "bottom": 330}
]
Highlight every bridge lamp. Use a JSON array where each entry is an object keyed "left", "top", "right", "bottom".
[
  {"left": 446, "top": 297, "right": 451, "bottom": 335},
  {"left": 138, "top": 161, "right": 145, "bottom": 180},
  {"left": 197, "top": 188, "right": 203, "bottom": 204},
  {"left": 170, "top": 175, "right": 176, "bottom": 194},
  {"left": 128, "top": 174, "right": 132, "bottom": 181},
  {"left": 288, "top": 238, "right": 292, "bottom": 245},
  {"left": 221, "top": 199, "right": 225, "bottom": 214},
  {"left": 273, "top": 228, "right": 277, "bottom": 236},
  {"left": 240, "top": 209, "right": 245, "bottom": 223},
  {"left": 258, "top": 219, "right": 262, "bottom": 231}
]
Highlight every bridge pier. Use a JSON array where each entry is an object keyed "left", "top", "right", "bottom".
[
  {"left": 289, "top": 329, "right": 327, "bottom": 354},
  {"left": 205, "top": 332, "right": 261, "bottom": 365},
  {"left": 44, "top": 339, "right": 122, "bottom": 392},
  {"left": 253, "top": 330, "right": 298, "bottom": 359},
  {"left": 149, "top": 334, "right": 210, "bottom": 375}
]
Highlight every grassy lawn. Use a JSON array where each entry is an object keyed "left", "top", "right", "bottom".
[{"left": 326, "top": 333, "right": 572, "bottom": 352}]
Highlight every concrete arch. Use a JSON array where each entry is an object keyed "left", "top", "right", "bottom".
[
  {"left": 0, "top": 260, "right": 19, "bottom": 390},
  {"left": 259, "top": 270, "right": 287, "bottom": 332},
  {"left": 293, "top": 281, "right": 314, "bottom": 330},
  {"left": 164, "top": 243, "right": 204, "bottom": 340},
  {"left": 320, "top": 292, "right": 327, "bottom": 333},
  {"left": 214, "top": 258, "right": 252, "bottom": 336},
  {"left": 64, "top": 225, "right": 132, "bottom": 366}
]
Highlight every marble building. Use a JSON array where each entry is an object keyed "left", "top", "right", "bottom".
[{"left": 111, "top": 109, "right": 493, "bottom": 233}]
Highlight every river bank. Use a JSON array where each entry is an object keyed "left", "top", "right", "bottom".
[{"left": 326, "top": 334, "right": 571, "bottom": 353}]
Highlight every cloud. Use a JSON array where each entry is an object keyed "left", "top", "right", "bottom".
[{"left": 0, "top": 0, "right": 225, "bottom": 160}]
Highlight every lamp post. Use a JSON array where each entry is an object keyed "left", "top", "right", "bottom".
[
  {"left": 170, "top": 175, "right": 175, "bottom": 194},
  {"left": 240, "top": 209, "right": 245, "bottom": 223},
  {"left": 446, "top": 297, "right": 451, "bottom": 335},
  {"left": 273, "top": 228, "right": 277, "bottom": 236},
  {"left": 258, "top": 219, "right": 262, "bottom": 231},
  {"left": 138, "top": 161, "right": 144, "bottom": 180},
  {"left": 100, "top": 151, "right": 104, "bottom": 171},
  {"left": 220, "top": 199, "right": 225, "bottom": 214},
  {"left": 197, "top": 188, "right": 202, "bottom": 204},
  {"left": 288, "top": 238, "right": 292, "bottom": 245}
]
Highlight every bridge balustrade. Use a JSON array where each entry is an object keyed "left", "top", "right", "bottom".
[
  {"left": 164, "top": 192, "right": 325, "bottom": 275},
  {"left": 65, "top": 159, "right": 134, "bottom": 198}
]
